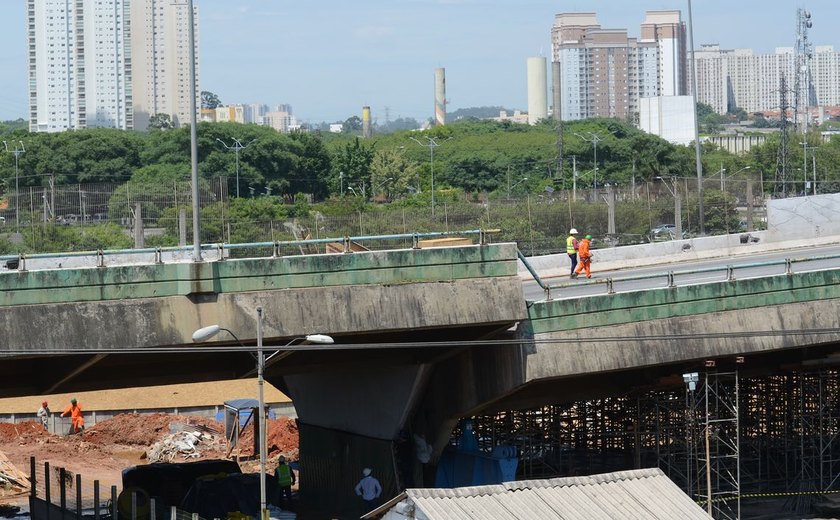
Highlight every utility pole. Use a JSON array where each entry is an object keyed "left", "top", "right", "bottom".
[
  {"left": 187, "top": 0, "right": 201, "bottom": 262},
  {"left": 339, "top": 171, "right": 345, "bottom": 197},
  {"left": 2, "top": 141, "right": 25, "bottom": 233},
  {"left": 571, "top": 155, "right": 577, "bottom": 202},
  {"left": 217, "top": 138, "right": 257, "bottom": 198},
  {"left": 574, "top": 131, "right": 607, "bottom": 200},
  {"left": 409, "top": 135, "right": 451, "bottom": 218},
  {"left": 687, "top": 0, "right": 705, "bottom": 235}
]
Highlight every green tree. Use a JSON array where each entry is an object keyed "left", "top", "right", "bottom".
[
  {"left": 201, "top": 91, "right": 222, "bottom": 110},
  {"left": 342, "top": 116, "right": 362, "bottom": 134},
  {"left": 370, "top": 148, "right": 419, "bottom": 199},
  {"left": 148, "top": 113, "right": 174, "bottom": 130}
]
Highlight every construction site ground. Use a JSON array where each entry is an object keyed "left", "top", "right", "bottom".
[{"left": 0, "top": 412, "right": 300, "bottom": 509}]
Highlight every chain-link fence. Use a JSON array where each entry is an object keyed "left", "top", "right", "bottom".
[{"left": 0, "top": 177, "right": 771, "bottom": 256}]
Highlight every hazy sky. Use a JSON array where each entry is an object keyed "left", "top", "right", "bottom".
[{"left": 0, "top": 1, "right": 837, "bottom": 124}]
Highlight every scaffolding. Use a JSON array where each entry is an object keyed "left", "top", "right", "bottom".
[{"left": 462, "top": 368, "right": 840, "bottom": 519}]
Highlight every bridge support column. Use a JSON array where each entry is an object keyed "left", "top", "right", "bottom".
[{"left": 277, "top": 364, "right": 430, "bottom": 517}]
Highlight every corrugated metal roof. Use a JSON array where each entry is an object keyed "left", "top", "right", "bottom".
[{"left": 369, "top": 468, "right": 711, "bottom": 520}]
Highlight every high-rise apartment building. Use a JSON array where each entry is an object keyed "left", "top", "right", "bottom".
[
  {"left": 695, "top": 44, "right": 840, "bottom": 115},
  {"left": 28, "top": 0, "right": 199, "bottom": 132},
  {"left": 551, "top": 11, "right": 686, "bottom": 121}
]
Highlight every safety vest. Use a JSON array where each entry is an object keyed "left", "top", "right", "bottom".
[
  {"left": 566, "top": 235, "right": 578, "bottom": 254},
  {"left": 277, "top": 464, "right": 293, "bottom": 487}
]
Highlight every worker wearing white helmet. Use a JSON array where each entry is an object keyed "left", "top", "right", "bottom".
[{"left": 566, "top": 228, "right": 580, "bottom": 278}]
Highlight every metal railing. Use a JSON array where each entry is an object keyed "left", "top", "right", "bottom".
[
  {"left": 519, "top": 249, "right": 840, "bottom": 301},
  {"left": 0, "top": 229, "right": 500, "bottom": 272}
]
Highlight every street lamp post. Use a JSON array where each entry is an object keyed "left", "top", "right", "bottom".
[
  {"left": 192, "top": 313, "right": 334, "bottom": 520},
  {"left": 656, "top": 176, "right": 682, "bottom": 238},
  {"left": 507, "top": 177, "right": 528, "bottom": 199},
  {"left": 217, "top": 138, "right": 257, "bottom": 198},
  {"left": 409, "top": 136, "right": 451, "bottom": 218},
  {"left": 687, "top": 0, "right": 706, "bottom": 236},
  {"left": 2, "top": 141, "right": 25, "bottom": 232}
]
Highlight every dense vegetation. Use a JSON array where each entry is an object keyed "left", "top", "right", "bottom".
[{"left": 1, "top": 116, "right": 838, "bottom": 255}]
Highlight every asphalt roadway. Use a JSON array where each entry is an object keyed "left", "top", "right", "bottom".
[{"left": 521, "top": 243, "right": 840, "bottom": 302}]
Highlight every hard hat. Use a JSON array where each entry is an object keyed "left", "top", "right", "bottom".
[
  {"left": 362, "top": 468, "right": 372, "bottom": 477},
  {"left": 70, "top": 398, "right": 77, "bottom": 404},
  {"left": 586, "top": 234, "right": 592, "bottom": 239},
  {"left": 569, "top": 228, "right": 578, "bottom": 234}
]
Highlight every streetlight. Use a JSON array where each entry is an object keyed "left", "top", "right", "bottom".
[
  {"left": 217, "top": 138, "right": 257, "bottom": 198},
  {"left": 721, "top": 166, "right": 751, "bottom": 194},
  {"left": 507, "top": 177, "right": 528, "bottom": 199},
  {"left": 573, "top": 131, "right": 612, "bottom": 199},
  {"left": 2, "top": 141, "right": 25, "bottom": 233},
  {"left": 655, "top": 176, "right": 682, "bottom": 238},
  {"left": 409, "top": 135, "right": 452, "bottom": 218},
  {"left": 372, "top": 177, "right": 394, "bottom": 200},
  {"left": 687, "top": 0, "right": 706, "bottom": 236},
  {"left": 192, "top": 310, "right": 333, "bottom": 520}
]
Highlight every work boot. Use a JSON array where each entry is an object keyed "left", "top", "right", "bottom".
[{"left": 570, "top": 273, "right": 578, "bottom": 279}]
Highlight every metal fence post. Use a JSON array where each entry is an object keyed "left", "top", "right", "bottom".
[
  {"left": 30, "top": 456, "right": 35, "bottom": 499},
  {"left": 59, "top": 468, "right": 66, "bottom": 512},
  {"left": 94, "top": 480, "right": 100, "bottom": 520},
  {"left": 44, "top": 462, "right": 51, "bottom": 520},
  {"left": 111, "top": 485, "right": 118, "bottom": 520},
  {"left": 76, "top": 474, "right": 82, "bottom": 520}
]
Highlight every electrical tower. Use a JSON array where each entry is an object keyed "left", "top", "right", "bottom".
[
  {"left": 774, "top": 77, "right": 791, "bottom": 197},
  {"left": 793, "top": 8, "right": 814, "bottom": 132}
]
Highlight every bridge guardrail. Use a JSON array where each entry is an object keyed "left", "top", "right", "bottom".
[
  {"left": 0, "top": 229, "right": 501, "bottom": 272},
  {"left": 518, "top": 249, "right": 840, "bottom": 301}
]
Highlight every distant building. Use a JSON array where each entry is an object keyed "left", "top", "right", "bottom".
[
  {"left": 551, "top": 11, "right": 686, "bottom": 122},
  {"left": 27, "top": 0, "right": 200, "bottom": 132},
  {"left": 492, "top": 110, "right": 529, "bottom": 124},
  {"left": 264, "top": 105, "right": 298, "bottom": 133},
  {"left": 329, "top": 123, "right": 343, "bottom": 133},
  {"left": 639, "top": 96, "right": 696, "bottom": 146},
  {"left": 694, "top": 44, "right": 840, "bottom": 115}
]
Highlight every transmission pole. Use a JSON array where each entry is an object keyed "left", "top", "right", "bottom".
[
  {"left": 217, "top": 138, "right": 257, "bottom": 198},
  {"left": 409, "top": 135, "right": 452, "bottom": 218},
  {"left": 794, "top": 8, "right": 814, "bottom": 133},
  {"left": 775, "top": 78, "right": 792, "bottom": 197}
]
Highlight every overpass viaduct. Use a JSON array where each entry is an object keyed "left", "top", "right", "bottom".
[{"left": 2, "top": 235, "right": 840, "bottom": 515}]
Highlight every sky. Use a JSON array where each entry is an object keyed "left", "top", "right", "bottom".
[{"left": 0, "top": 0, "right": 838, "bottom": 124}]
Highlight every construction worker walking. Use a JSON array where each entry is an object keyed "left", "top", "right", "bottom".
[
  {"left": 574, "top": 234, "right": 594, "bottom": 279},
  {"left": 61, "top": 398, "right": 85, "bottom": 435},
  {"left": 274, "top": 455, "right": 296, "bottom": 510},
  {"left": 566, "top": 228, "right": 579, "bottom": 278}
]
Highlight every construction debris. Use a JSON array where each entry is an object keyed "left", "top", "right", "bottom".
[
  {"left": 0, "top": 449, "right": 29, "bottom": 494},
  {"left": 146, "top": 429, "right": 225, "bottom": 463}
]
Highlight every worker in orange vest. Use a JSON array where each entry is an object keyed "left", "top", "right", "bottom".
[
  {"left": 61, "top": 398, "right": 85, "bottom": 435},
  {"left": 574, "top": 235, "right": 593, "bottom": 279}
]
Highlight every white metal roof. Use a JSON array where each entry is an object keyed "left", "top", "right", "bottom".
[{"left": 367, "top": 468, "right": 711, "bottom": 520}]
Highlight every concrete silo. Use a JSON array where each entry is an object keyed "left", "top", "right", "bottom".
[
  {"left": 362, "top": 106, "right": 372, "bottom": 138},
  {"left": 434, "top": 68, "right": 446, "bottom": 126},
  {"left": 527, "top": 57, "right": 548, "bottom": 124}
]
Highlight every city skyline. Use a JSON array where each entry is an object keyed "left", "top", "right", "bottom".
[{"left": 1, "top": 0, "right": 839, "bottom": 125}]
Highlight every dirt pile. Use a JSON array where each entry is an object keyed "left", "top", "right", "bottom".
[
  {"left": 0, "top": 421, "right": 48, "bottom": 443},
  {"left": 85, "top": 413, "right": 223, "bottom": 446},
  {"left": 237, "top": 417, "right": 300, "bottom": 458}
]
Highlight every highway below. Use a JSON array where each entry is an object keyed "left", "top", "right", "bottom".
[{"left": 522, "top": 243, "right": 840, "bottom": 301}]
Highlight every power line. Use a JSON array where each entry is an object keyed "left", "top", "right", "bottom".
[{"left": 4, "top": 328, "right": 839, "bottom": 355}]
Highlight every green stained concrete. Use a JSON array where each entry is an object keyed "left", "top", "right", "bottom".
[
  {"left": 0, "top": 244, "right": 518, "bottom": 307},
  {"left": 528, "top": 269, "right": 840, "bottom": 334}
]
